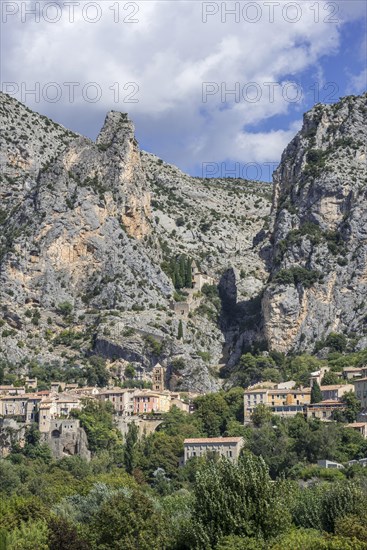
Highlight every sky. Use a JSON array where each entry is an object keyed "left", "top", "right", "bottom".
[{"left": 1, "top": 0, "right": 366, "bottom": 181}]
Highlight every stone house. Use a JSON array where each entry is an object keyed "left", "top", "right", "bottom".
[
  {"left": 54, "top": 393, "right": 82, "bottom": 417},
  {"left": 0, "top": 386, "right": 26, "bottom": 396},
  {"left": 39, "top": 401, "right": 58, "bottom": 433},
  {"left": 183, "top": 437, "right": 244, "bottom": 464},
  {"left": 320, "top": 384, "right": 354, "bottom": 401},
  {"left": 51, "top": 382, "right": 66, "bottom": 393},
  {"left": 343, "top": 367, "right": 367, "bottom": 380},
  {"left": 97, "top": 388, "right": 136, "bottom": 415},
  {"left": 306, "top": 400, "right": 345, "bottom": 421},
  {"left": 0, "top": 394, "right": 29, "bottom": 420},
  {"left": 25, "top": 377, "right": 38, "bottom": 390},
  {"left": 244, "top": 388, "right": 311, "bottom": 423},
  {"left": 353, "top": 378, "right": 367, "bottom": 410},
  {"left": 25, "top": 395, "right": 42, "bottom": 423},
  {"left": 191, "top": 261, "right": 215, "bottom": 291}
]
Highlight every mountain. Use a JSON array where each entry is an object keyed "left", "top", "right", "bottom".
[
  {"left": 262, "top": 93, "right": 367, "bottom": 354},
  {"left": 1, "top": 91, "right": 366, "bottom": 389},
  {"left": 0, "top": 92, "right": 271, "bottom": 392}
]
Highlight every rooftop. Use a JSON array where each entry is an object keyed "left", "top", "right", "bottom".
[
  {"left": 346, "top": 423, "right": 367, "bottom": 428},
  {"left": 343, "top": 366, "right": 364, "bottom": 372},
  {"left": 184, "top": 437, "right": 243, "bottom": 444},
  {"left": 320, "top": 385, "right": 352, "bottom": 391},
  {"left": 307, "top": 400, "right": 344, "bottom": 407}
]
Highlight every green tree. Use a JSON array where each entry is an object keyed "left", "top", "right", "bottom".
[
  {"left": 262, "top": 367, "right": 281, "bottom": 383},
  {"left": 185, "top": 257, "right": 192, "bottom": 288},
  {"left": 321, "top": 481, "right": 365, "bottom": 533},
  {"left": 270, "top": 528, "right": 365, "bottom": 550},
  {"left": 71, "top": 399, "right": 122, "bottom": 453},
  {"left": 47, "top": 515, "right": 91, "bottom": 549},
  {"left": 124, "top": 422, "right": 138, "bottom": 474},
  {"left": 325, "top": 333, "right": 347, "bottom": 353},
  {"left": 340, "top": 392, "right": 361, "bottom": 423},
  {"left": 311, "top": 381, "right": 323, "bottom": 404},
  {"left": 223, "top": 387, "right": 245, "bottom": 423},
  {"left": 124, "top": 364, "right": 136, "bottom": 379},
  {"left": 217, "top": 535, "right": 264, "bottom": 549},
  {"left": 321, "top": 371, "right": 343, "bottom": 385},
  {"left": 251, "top": 404, "right": 273, "bottom": 428},
  {"left": 91, "top": 490, "right": 169, "bottom": 549},
  {"left": 237, "top": 353, "right": 276, "bottom": 387},
  {"left": 335, "top": 513, "right": 367, "bottom": 544},
  {"left": 135, "top": 431, "right": 184, "bottom": 479},
  {"left": 191, "top": 452, "right": 291, "bottom": 548},
  {"left": 5, "top": 520, "right": 49, "bottom": 550},
  {"left": 85, "top": 356, "right": 109, "bottom": 387},
  {"left": 194, "top": 393, "right": 230, "bottom": 437}
]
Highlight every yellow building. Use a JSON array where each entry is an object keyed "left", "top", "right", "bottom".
[
  {"left": 320, "top": 384, "right": 354, "bottom": 401},
  {"left": 244, "top": 388, "right": 311, "bottom": 423}
]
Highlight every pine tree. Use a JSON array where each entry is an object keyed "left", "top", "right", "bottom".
[
  {"left": 178, "top": 320, "right": 183, "bottom": 340},
  {"left": 311, "top": 381, "right": 323, "bottom": 403}
]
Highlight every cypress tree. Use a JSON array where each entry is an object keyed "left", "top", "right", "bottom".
[
  {"left": 124, "top": 422, "right": 138, "bottom": 474},
  {"left": 311, "top": 381, "right": 323, "bottom": 404},
  {"left": 178, "top": 320, "right": 183, "bottom": 340},
  {"left": 185, "top": 258, "right": 192, "bottom": 288}
]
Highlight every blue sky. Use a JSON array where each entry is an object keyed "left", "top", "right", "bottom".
[{"left": 1, "top": 1, "right": 366, "bottom": 181}]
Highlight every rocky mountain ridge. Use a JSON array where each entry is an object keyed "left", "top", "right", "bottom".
[
  {"left": 0, "top": 92, "right": 271, "bottom": 392},
  {"left": 0, "top": 91, "right": 366, "bottom": 391},
  {"left": 262, "top": 92, "right": 367, "bottom": 355}
]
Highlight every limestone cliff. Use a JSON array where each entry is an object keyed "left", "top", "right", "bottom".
[
  {"left": 0, "top": 92, "right": 271, "bottom": 391},
  {"left": 3, "top": 90, "right": 365, "bottom": 385},
  {"left": 262, "top": 93, "right": 367, "bottom": 353}
]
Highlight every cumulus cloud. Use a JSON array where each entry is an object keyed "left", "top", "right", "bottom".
[{"left": 1, "top": 0, "right": 364, "bottom": 175}]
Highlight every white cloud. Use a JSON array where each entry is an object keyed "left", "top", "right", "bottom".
[{"left": 0, "top": 0, "right": 364, "bottom": 174}]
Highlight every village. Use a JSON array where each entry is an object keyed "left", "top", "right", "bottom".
[{"left": 1, "top": 360, "right": 367, "bottom": 470}]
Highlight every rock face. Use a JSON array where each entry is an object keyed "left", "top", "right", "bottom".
[
  {"left": 42, "top": 419, "right": 91, "bottom": 461},
  {"left": 0, "top": 92, "right": 271, "bottom": 391},
  {"left": 2, "top": 91, "right": 365, "bottom": 385},
  {"left": 263, "top": 93, "right": 367, "bottom": 353}
]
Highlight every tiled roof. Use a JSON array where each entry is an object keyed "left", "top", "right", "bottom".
[
  {"left": 320, "top": 385, "right": 350, "bottom": 391},
  {"left": 184, "top": 437, "right": 243, "bottom": 444},
  {"left": 346, "top": 422, "right": 367, "bottom": 428}
]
